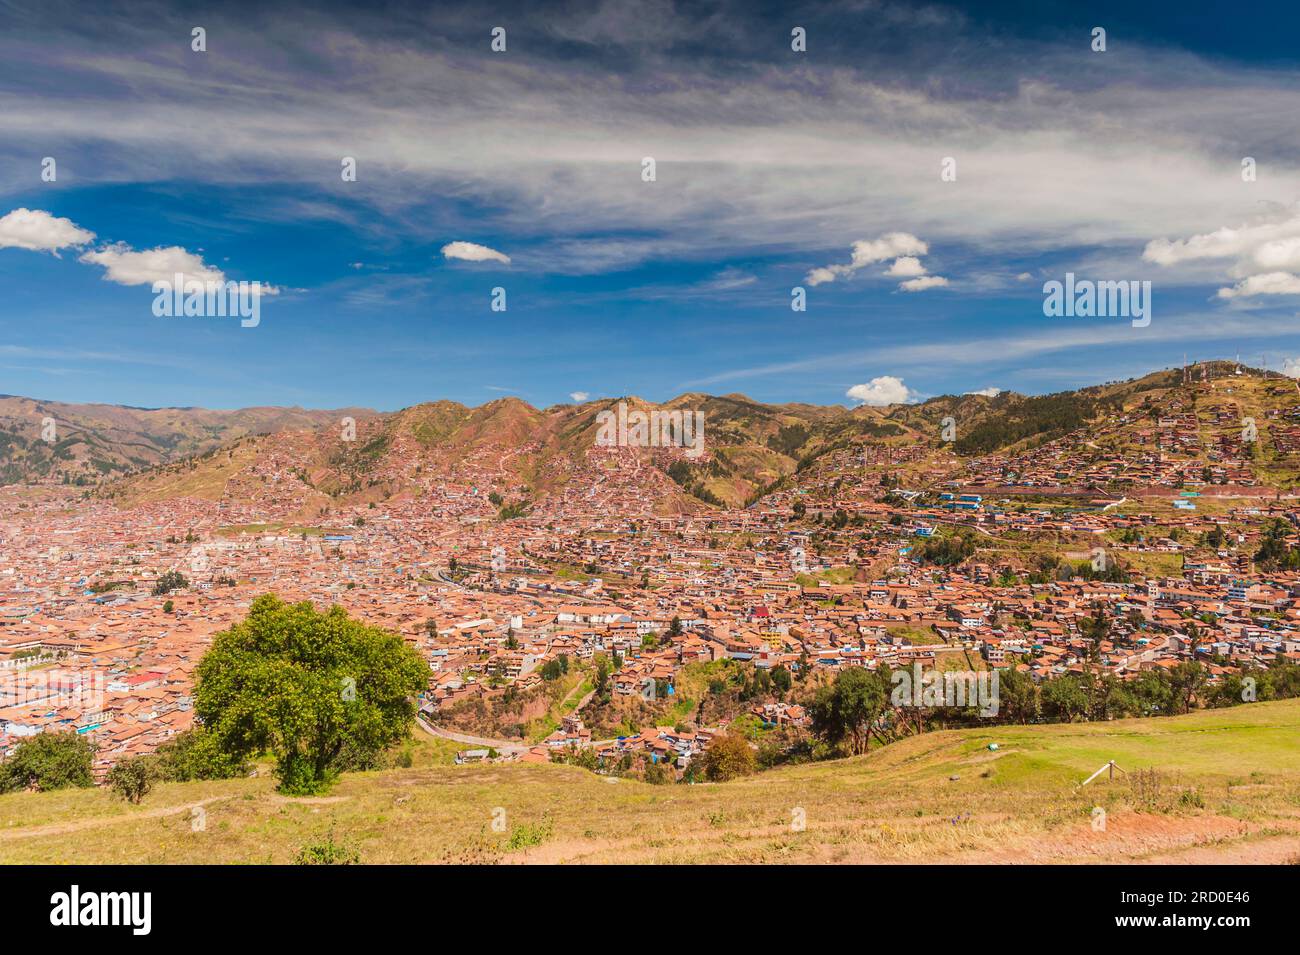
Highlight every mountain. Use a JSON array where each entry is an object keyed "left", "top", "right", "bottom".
[
  {"left": 5, "top": 362, "right": 1299, "bottom": 513},
  {"left": 0, "top": 395, "right": 378, "bottom": 487}
]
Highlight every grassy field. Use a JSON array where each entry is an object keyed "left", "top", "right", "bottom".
[{"left": 2, "top": 700, "right": 1299, "bottom": 864}]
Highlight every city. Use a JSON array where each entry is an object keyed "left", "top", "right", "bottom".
[{"left": 0, "top": 0, "right": 1295, "bottom": 920}]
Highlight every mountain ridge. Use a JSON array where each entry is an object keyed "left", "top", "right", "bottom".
[{"left": 5, "top": 362, "right": 1298, "bottom": 513}]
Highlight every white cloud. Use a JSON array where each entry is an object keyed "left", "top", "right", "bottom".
[
  {"left": 1143, "top": 211, "right": 1300, "bottom": 270},
  {"left": 1147, "top": 208, "right": 1300, "bottom": 302},
  {"left": 441, "top": 241, "right": 511, "bottom": 265},
  {"left": 846, "top": 375, "right": 917, "bottom": 406},
  {"left": 0, "top": 208, "right": 95, "bottom": 255},
  {"left": 965, "top": 386, "right": 1002, "bottom": 397},
  {"left": 1253, "top": 236, "right": 1300, "bottom": 272},
  {"left": 886, "top": 255, "right": 927, "bottom": 277},
  {"left": 849, "top": 234, "right": 929, "bottom": 266},
  {"left": 1216, "top": 271, "right": 1300, "bottom": 299},
  {"left": 1281, "top": 358, "right": 1300, "bottom": 378},
  {"left": 78, "top": 242, "right": 225, "bottom": 287},
  {"left": 898, "top": 275, "right": 949, "bottom": 292},
  {"left": 702, "top": 267, "right": 756, "bottom": 290},
  {"left": 806, "top": 233, "right": 929, "bottom": 286},
  {"left": 569, "top": 391, "right": 589, "bottom": 402}
]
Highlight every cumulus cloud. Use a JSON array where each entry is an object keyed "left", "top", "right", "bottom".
[
  {"left": 1216, "top": 271, "right": 1300, "bottom": 299},
  {"left": 965, "top": 386, "right": 1002, "bottom": 397},
  {"left": 1281, "top": 358, "right": 1300, "bottom": 378},
  {"left": 806, "top": 233, "right": 929, "bottom": 286},
  {"left": 78, "top": 242, "right": 226, "bottom": 287},
  {"left": 0, "top": 209, "right": 276, "bottom": 293},
  {"left": 441, "top": 241, "right": 511, "bottom": 265},
  {"left": 807, "top": 233, "right": 948, "bottom": 291},
  {"left": 569, "top": 391, "right": 589, "bottom": 402},
  {"left": 898, "top": 275, "right": 949, "bottom": 292},
  {"left": 848, "top": 233, "right": 929, "bottom": 266},
  {"left": 1146, "top": 208, "right": 1300, "bottom": 300},
  {"left": 0, "top": 208, "right": 95, "bottom": 255},
  {"left": 846, "top": 375, "right": 917, "bottom": 406},
  {"left": 886, "top": 255, "right": 927, "bottom": 277}
]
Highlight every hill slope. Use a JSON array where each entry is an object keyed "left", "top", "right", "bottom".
[
  {"left": 2, "top": 699, "right": 1297, "bottom": 864},
  {"left": 0, "top": 395, "right": 376, "bottom": 487},
  {"left": 8, "top": 362, "right": 1300, "bottom": 510}
]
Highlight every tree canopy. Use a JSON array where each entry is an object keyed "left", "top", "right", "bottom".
[
  {"left": 0, "top": 731, "right": 95, "bottom": 793},
  {"left": 810, "top": 666, "right": 892, "bottom": 755},
  {"left": 194, "top": 593, "right": 428, "bottom": 794}
]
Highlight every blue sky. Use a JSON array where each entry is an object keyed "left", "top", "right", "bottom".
[{"left": 2, "top": 0, "right": 1300, "bottom": 411}]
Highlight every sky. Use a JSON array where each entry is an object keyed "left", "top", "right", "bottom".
[{"left": 1, "top": 0, "right": 1300, "bottom": 412}]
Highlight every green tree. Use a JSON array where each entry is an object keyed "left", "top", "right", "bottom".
[
  {"left": 1167, "top": 660, "right": 1207, "bottom": 715},
  {"left": 996, "top": 665, "right": 1038, "bottom": 724},
  {"left": 592, "top": 653, "right": 611, "bottom": 701},
  {"left": 698, "top": 732, "right": 756, "bottom": 781},
  {"left": 1040, "top": 674, "right": 1089, "bottom": 722},
  {"left": 771, "top": 664, "right": 792, "bottom": 693},
  {"left": 194, "top": 594, "right": 428, "bottom": 794},
  {"left": 810, "top": 666, "right": 891, "bottom": 755},
  {"left": 1131, "top": 669, "right": 1175, "bottom": 715},
  {"left": 152, "top": 728, "right": 247, "bottom": 781},
  {"left": 0, "top": 731, "right": 95, "bottom": 793},
  {"left": 107, "top": 754, "right": 157, "bottom": 803},
  {"left": 151, "top": 570, "right": 189, "bottom": 596}
]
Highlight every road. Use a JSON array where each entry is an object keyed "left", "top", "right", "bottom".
[{"left": 416, "top": 715, "right": 528, "bottom": 754}]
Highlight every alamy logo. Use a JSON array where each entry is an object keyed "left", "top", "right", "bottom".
[
  {"left": 49, "top": 885, "right": 151, "bottom": 935},
  {"left": 1042, "top": 272, "right": 1150, "bottom": 328},
  {"left": 151, "top": 274, "right": 267, "bottom": 328},
  {"left": 594, "top": 401, "right": 704, "bottom": 459},
  {"left": 890, "top": 662, "right": 1000, "bottom": 717},
  {"left": 0, "top": 669, "right": 105, "bottom": 713}
]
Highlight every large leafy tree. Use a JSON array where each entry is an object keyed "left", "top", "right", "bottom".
[
  {"left": 996, "top": 665, "right": 1039, "bottom": 724},
  {"left": 195, "top": 594, "right": 428, "bottom": 794},
  {"left": 1040, "top": 674, "right": 1089, "bottom": 722},
  {"left": 810, "top": 666, "right": 891, "bottom": 755},
  {"left": 1167, "top": 660, "right": 1207, "bottom": 715}
]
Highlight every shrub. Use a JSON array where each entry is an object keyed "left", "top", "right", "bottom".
[
  {"left": 698, "top": 732, "right": 757, "bottom": 782},
  {"left": 107, "top": 755, "right": 158, "bottom": 804},
  {"left": 295, "top": 829, "right": 361, "bottom": 865},
  {"left": 0, "top": 731, "right": 95, "bottom": 793}
]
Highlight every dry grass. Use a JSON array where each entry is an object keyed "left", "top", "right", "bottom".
[{"left": 2, "top": 699, "right": 1298, "bottom": 864}]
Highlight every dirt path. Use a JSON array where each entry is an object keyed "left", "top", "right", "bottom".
[{"left": 0, "top": 794, "right": 233, "bottom": 841}]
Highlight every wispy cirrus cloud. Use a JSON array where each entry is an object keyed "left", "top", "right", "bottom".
[{"left": 3, "top": 1, "right": 1298, "bottom": 285}]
